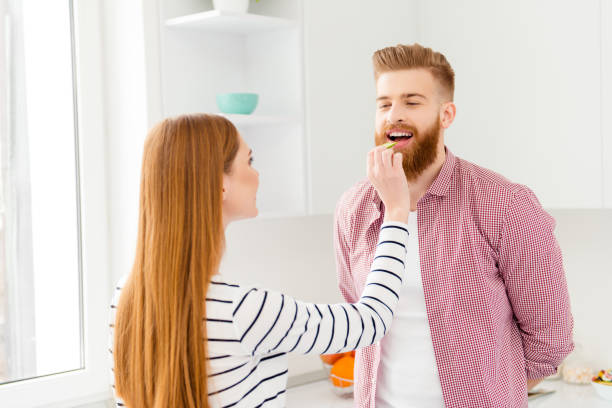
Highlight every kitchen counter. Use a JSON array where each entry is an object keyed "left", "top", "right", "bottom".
[
  {"left": 529, "top": 380, "right": 611, "bottom": 407},
  {"left": 286, "top": 380, "right": 353, "bottom": 408},
  {"left": 286, "top": 379, "right": 612, "bottom": 407}
]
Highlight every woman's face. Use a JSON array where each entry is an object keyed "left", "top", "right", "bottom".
[{"left": 222, "top": 133, "right": 259, "bottom": 226}]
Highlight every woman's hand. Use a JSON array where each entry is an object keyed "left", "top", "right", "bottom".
[{"left": 367, "top": 145, "right": 410, "bottom": 223}]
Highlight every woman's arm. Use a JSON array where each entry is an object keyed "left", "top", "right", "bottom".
[{"left": 231, "top": 220, "right": 408, "bottom": 356}]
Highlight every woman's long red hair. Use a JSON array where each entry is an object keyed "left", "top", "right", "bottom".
[{"left": 113, "top": 114, "right": 239, "bottom": 407}]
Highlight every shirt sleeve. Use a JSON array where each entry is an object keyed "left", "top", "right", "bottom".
[
  {"left": 109, "top": 276, "right": 129, "bottom": 407},
  {"left": 498, "top": 187, "right": 574, "bottom": 379},
  {"left": 231, "top": 221, "right": 409, "bottom": 356},
  {"left": 334, "top": 200, "right": 358, "bottom": 303}
]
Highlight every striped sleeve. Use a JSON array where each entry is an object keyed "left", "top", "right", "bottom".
[
  {"left": 109, "top": 275, "right": 129, "bottom": 407},
  {"left": 231, "top": 221, "right": 408, "bottom": 356}
]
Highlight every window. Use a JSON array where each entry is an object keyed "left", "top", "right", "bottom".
[
  {"left": 0, "top": 0, "right": 110, "bottom": 405},
  {"left": 0, "top": 0, "right": 83, "bottom": 385}
]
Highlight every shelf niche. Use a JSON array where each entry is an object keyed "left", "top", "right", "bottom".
[{"left": 159, "top": 4, "right": 307, "bottom": 217}]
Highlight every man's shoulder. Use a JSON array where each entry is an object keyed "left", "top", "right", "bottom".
[
  {"left": 337, "top": 178, "right": 375, "bottom": 205},
  {"left": 452, "top": 155, "right": 547, "bottom": 252},
  {"left": 334, "top": 178, "right": 379, "bottom": 228},
  {"left": 335, "top": 178, "right": 376, "bottom": 212},
  {"left": 454, "top": 155, "right": 530, "bottom": 199}
]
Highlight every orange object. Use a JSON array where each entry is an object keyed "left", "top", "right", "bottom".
[
  {"left": 320, "top": 352, "right": 346, "bottom": 365},
  {"left": 330, "top": 355, "right": 354, "bottom": 387},
  {"left": 351, "top": 350, "right": 356, "bottom": 357}
]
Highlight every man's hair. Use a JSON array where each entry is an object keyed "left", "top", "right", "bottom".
[{"left": 373, "top": 43, "right": 455, "bottom": 101}]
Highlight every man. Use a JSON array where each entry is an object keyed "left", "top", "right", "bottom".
[{"left": 333, "top": 44, "right": 574, "bottom": 408}]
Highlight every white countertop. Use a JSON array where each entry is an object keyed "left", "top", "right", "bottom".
[
  {"left": 286, "top": 379, "right": 612, "bottom": 407},
  {"left": 286, "top": 380, "right": 353, "bottom": 408},
  {"left": 529, "top": 380, "right": 612, "bottom": 407}
]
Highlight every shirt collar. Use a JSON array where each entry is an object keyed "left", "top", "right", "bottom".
[
  {"left": 371, "top": 146, "right": 456, "bottom": 213},
  {"left": 426, "top": 147, "right": 456, "bottom": 198}
]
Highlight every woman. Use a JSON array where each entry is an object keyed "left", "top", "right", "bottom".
[{"left": 110, "top": 114, "right": 411, "bottom": 407}]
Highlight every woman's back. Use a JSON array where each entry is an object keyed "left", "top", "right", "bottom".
[{"left": 111, "top": 276, "right": 290, "bottom": 408}]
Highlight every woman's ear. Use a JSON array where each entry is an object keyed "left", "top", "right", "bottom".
[{"left": 222, "top": 174, "right": 230, "bottom": 201}]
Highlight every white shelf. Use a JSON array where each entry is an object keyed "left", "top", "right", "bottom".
[
  {"left": 165, "top": 10, "right": 297, "bottom": 34},
  {"left": 218, "top": 113, "right": 298, "bottom": 127}
]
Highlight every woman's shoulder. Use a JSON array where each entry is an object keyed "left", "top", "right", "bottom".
[
  {"left": 208, "top": 274, "right": 243, "bottom": 300},
  {"left": 207, "top": 275, "right": 259, "bottom": 316},
  {"left": 208, "top": 276, "right": 282, "bottom": 324},
  {"left": 208, "top": 275, "right": 265, "bottom": 297}
]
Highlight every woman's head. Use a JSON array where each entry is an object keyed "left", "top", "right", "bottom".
[
  {"left": 141, "top": 113, "right": 241, "bottom": 233},
  {"left": 143, "top": 113, "right": 259, "bottom": 228},
  {"left": 113, "top": 113, "right": 253, "bottom": 408}
]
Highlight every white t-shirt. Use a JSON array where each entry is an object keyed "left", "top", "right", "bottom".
[{"left": 375, "top": 211, "right": 445, "bottom": 408}]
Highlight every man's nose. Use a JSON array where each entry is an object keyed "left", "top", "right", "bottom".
[{"left": 387, "top": 104, "right": 407, "bottom": 124}]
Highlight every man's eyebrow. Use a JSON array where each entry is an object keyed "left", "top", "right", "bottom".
[
  {"left": 248, "top": 149, "right": 252, "bottom": 155},
  {"left": 376, "top": 93, "right": 427, "bottom": 101},
  {"left": 401, "top": 93, "right": 427, "bottom": 99}
]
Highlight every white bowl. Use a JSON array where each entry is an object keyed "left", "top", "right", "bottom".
[{"left": 592, "top": 380, "right": 612, "bottom": 401}]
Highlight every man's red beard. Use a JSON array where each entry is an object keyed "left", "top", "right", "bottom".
[{"left": 375, "top": 118, "right": 441, "bottom": 182}]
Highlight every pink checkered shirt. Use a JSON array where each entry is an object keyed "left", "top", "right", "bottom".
[{"left": 333, "top": 148, "right": 574, "bottom": 408}]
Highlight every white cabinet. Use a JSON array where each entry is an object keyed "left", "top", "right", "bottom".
[{"left": 603, "top": 0, "right": 612, "bottom": 209}]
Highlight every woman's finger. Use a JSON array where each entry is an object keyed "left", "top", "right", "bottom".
[
  {"left": 382, "top": 149, "right": 393, "bottom": 172},
  {"left": 392, "top": 152, "right": 403, "bottom": 172},
  {"left": 374, "top": 146, "right": 383, "bottom": 176},
  {"left": 367, "top": 148, "right": 375, "bottom": 176}
]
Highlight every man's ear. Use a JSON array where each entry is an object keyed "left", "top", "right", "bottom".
[
  {"left": 222, "top": 175, "right": 230, "bottom": 201},
  {"left": 440, "top": 101, "right": 456, "bottom": 129}
]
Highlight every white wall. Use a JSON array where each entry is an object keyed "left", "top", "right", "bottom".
[
  {"left": 603, "top": 0, "right": 612, "bottom": 207},
  {"left": 101, "top": 0, "right": 150, "bottom": 287},
  {"left": 415, "top": 0, "right": 604, "bottom": 209},
  {"left": 304, "top": 0, "right": 420, "bottom": 214},
  {"left": 548, "top": 209, "right": 612, "bottom": 369}
]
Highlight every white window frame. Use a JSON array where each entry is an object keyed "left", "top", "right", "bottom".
[{"left": 0, "top": 0, "right": 112, "bottom": 406}]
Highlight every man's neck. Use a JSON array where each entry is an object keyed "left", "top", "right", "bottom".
[{"left": 407, "top": 146, "right": 446, "bottom": 211}]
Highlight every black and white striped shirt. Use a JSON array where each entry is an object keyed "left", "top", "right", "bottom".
[{"left": 109, "top": 221, "right": 409, "bottom": 407}]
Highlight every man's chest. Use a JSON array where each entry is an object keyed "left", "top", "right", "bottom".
[{"left": 348, "top": 214, "right": 501, "bottom": 301}]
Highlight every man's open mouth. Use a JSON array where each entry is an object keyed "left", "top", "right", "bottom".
[{"left": 386, "top": 130, "right": 414, "bottom": 142}]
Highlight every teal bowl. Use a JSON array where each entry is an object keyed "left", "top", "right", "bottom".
[{"left": 216, "top": 93, "right": 259, "bottom": 115}]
